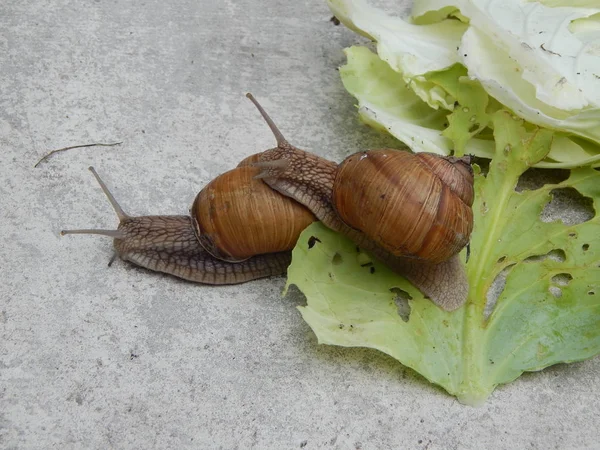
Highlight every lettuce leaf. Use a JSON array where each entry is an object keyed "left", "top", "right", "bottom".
[
  {"left": 340, "top": 46, "right": 450, "bottom": 155},
  {"left": 340, "top": 46, "right": 600, "bottom": 166},
  {"left": 328, "top": 0, "right": 467, "bottom": 110},
  {"left": 328, "top": 0, "right": 466, "bottom": 77},
  {"left": 412, "top": 0, "right": 600, "bottom": 127},
  {"left": 426, "top": 64, "right": 493, "bottom": 155},
  {"left": 340, "top": 46, "right": 495, "bottom": 156},
  {"left": 286, "top": 111, "right": 600, "bottom": 404},
  {"left": 458, "top": 25, "right": 600, "bottom": 144},
  {"left": 329, "top": 0, "right": 600, "bottom": 167},
  {"left": 524, "top": 1, "right": 600, "bottom": 10}
]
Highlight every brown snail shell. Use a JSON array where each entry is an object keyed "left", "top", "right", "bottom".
[
  {"left": 333, "top": 150, "right": 474, "bottom": 264},
  {"left": 191, "top": 163, "right": 315, "bottom": 262}
]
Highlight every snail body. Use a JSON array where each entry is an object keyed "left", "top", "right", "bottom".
[{"left": 63, "top": 94, "right": 474, "bottom": 310}]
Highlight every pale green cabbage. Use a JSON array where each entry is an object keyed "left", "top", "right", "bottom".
[{"left": 328, "top": 0, "right": 600, "bottom": 168}]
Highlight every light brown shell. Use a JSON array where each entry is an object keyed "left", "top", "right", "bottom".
[
  {"left": 191, "top": 164, "right": 315, "bottom": 262},
  {"left": 332, "top": 150, "right": 474, "bottom": 264}
]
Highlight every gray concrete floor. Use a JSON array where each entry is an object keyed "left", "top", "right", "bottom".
[{"left": 1, "top": 0, "right": 599, "bottom": 448}]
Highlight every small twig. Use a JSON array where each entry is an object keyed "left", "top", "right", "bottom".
[{"left": 34, "top": 141, "right": 122, "bottom": 168}]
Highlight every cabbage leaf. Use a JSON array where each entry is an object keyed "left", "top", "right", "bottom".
[
  {"left": 328, "top": 0, "right": 600, "bottom": 167},
  {"left": 340, "top": 46, "right": 495, "bottom": 156},
  {"left": 286, "top": 111, "right": 600, "bottom": 404},
  {"left": 340, "top": 45, "right": 600, "bottom": 167}
]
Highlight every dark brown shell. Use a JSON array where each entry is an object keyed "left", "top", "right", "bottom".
[
  {"left": 191, "top": 165, "right": 315, "bottom": 262},
  {"left": 332, "top": 149, "right": 474, "bottom": 264}
]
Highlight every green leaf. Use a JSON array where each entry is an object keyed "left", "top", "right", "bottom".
[
  {"left": 339, "top": 46, "right": 600, "bottom": 167},
  {"left": 329, "top": 0, "right": 600, "bottom": 167},
  {"left": 327, "top": 0, "right": 466, "bottom": 79},
  {"left": 286, "top": 110, "right": 600, "bottom": 404},
  {"left": 426, "top": 64, "right": 493, "bottom": 155},
  {"left": 340, "top": 46, "right": 495, "bottom": 157},
  {"left": 287, "top": 223, "right": 467, "bottom": 392},
  {"left": 340, "top": 46, "right": 450, "bottom": 155},
  {"left": 411, "top": 0, "right": 600, "bottom": 141}
]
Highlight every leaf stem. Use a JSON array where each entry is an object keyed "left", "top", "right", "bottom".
[{"left": 459, "top": 163, "right": 523, "bottom": 403}]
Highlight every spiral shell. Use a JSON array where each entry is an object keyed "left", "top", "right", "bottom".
[
  {"left": 332, "top": 150, "right": 474, "bottom": 264},
  {"left": 191, "top": 164, "right": 315, "bottom": 262}
]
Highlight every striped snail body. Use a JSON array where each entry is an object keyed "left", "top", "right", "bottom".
[{"left": 62, "top": 94, "right": 474, "bottom": 310}]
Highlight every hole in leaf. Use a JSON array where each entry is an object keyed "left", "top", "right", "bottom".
[
  {"left": 497, "top": 256, "right": 506, "bottom": 264},
  {"left": 524, "top": 249, "right": 566, "bottom": 263},
  {"left": 582, "top": 243, "right": 589, "bottom": 251},
  {"left": 515, "top": 168, "right": 570, "bottom": 192},
  {"left": 485, "top": 264, "right": 514, "bottom": 319},
  {"left": 551, "top": 273, "right": 573, "bottom": 286},
  {"left": 549, "top": 286, "right": 562, "bottom": 298},
  {"left": 524, "top": 255, "right": 544, "bottom": 263},
  {"left": 468, "top": 123, "right": 479, "bottom": 133},
  {"left": 549, "top": 249, "right": 567, "bottom": 262},
  {"left": 589, "top": 291, "right": 596, "bottom": 296},
  {"left": 541, "top": 187, "right": 595, "bottom": 225},
  {"left": 284, "top": 284, "right": 309, "bottom": 308},
  {"left": 332, "top": 253, "right": 343, "bottom": 265},
  {"left": 569, "top": 232, "right": 577, "bottom": 238},
  {"left": 472, "top": 157, "right": 490, "bottom": 175},
  {"left": 307, "top": 236, "right": 321, "bottom": 249},
  {"left": 390, "top": 288, "right": 412, "bottom": 322}
]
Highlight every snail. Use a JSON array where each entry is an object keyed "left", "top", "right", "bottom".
[
  {"left": 246, "top": 93, "right": 474, "bottom": 310},
  {"left": 61, "top": 156, "right": 315, "bottom": 285},
  {"left": 62, "top": 94, "right": 474, "bottom": 310}
]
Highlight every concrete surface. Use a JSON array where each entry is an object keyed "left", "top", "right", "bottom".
[{"left": 1, "top": 0, "right": 599, "bottom": 449}]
